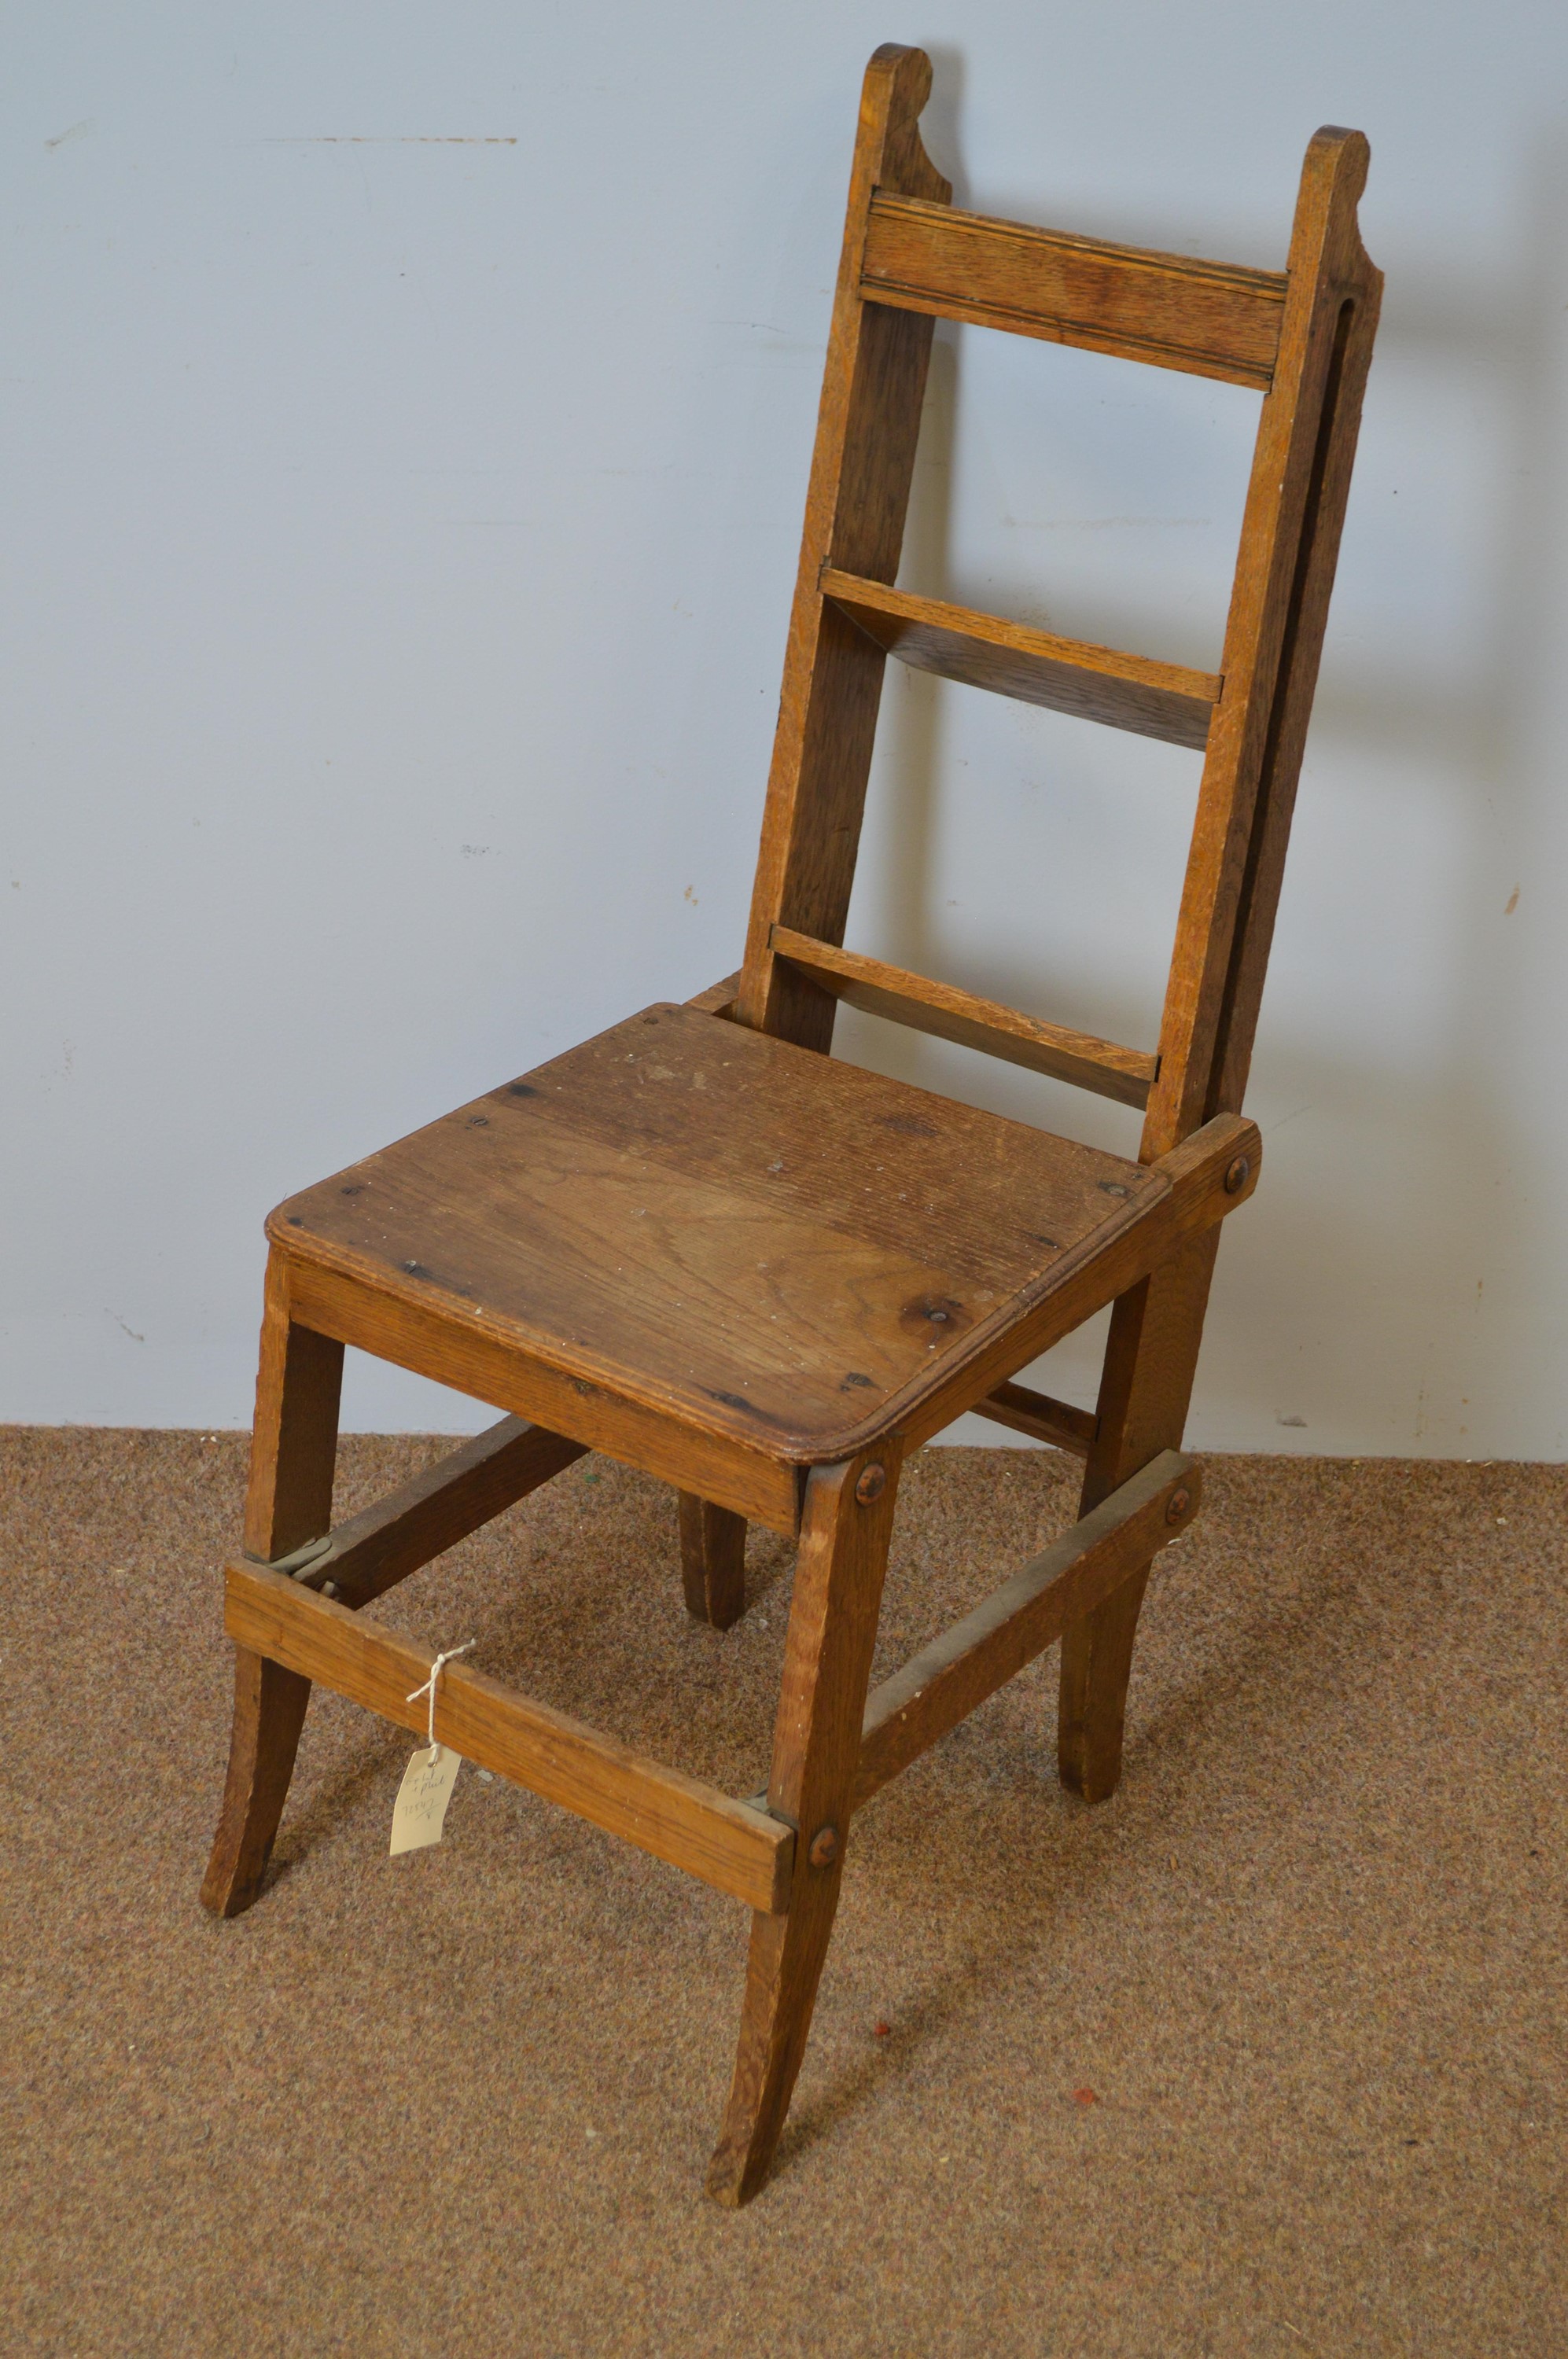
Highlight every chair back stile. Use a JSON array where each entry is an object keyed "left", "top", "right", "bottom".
[
  {"left": 737, "top": 46, "right": 951, "bottom": 1054},
  {"left": 1146, "top": 134, "right": 1381, "bottom": 1161}
]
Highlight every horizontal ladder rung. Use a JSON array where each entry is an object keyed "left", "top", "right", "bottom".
[
  {"left": 685, "top": 970, "right": 742, "bottom": 1020},
  {"left": 861, "top": 192, "right": 1285, "bottom": 391},
  {"left": 226, "top": 1561, "right": 795, "bottom": 1914},
  {"left": 856, "top": 1449, "right": 1198, "bottom": 1805},
  {"left": 270, "top": 1414, "right": 586, "bottom": 1609},
  {"left": 822, "top": 570, "right": 1220, "bottom": 751},
  {"left": 768, "top": 925, "right": 1157, "bottom": 1109},
  {"left": 971, "top": 1380, "right": 1096, "bottom": 1456}
]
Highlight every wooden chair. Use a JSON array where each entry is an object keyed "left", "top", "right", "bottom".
[{"left": 201, "top": 46, "right": 1380, "bottom": 2204}]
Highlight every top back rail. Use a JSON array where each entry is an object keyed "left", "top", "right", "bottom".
[
  {"left": 861, "top": 192, "right": 1286, "bottom": 388},
  {"left": 736, "top": 45, "right": 1381, "bottom": 1166}
]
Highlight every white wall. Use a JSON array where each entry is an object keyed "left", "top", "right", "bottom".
[{"left": 6, "top": 2, "right": 1566, "bottom": 1454}]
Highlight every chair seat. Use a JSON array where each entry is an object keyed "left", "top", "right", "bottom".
[{"left": 270, "top": 1002, "right": 1169, "bottom": 1463}]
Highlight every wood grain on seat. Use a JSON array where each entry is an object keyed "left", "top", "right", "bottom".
[{"left": 269, "top": 1003, "right": 1165, "bottom": 1464}]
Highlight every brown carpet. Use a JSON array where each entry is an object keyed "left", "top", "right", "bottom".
[{"left": 2, "top": 1430, "right": 1562, "bottom": 2357}]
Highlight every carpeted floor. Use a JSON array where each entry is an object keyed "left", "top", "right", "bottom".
[{"left": 2, "top": 1429, "right": 1562, "bottom": 2357}]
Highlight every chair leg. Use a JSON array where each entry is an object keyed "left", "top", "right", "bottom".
[
  {"left": 1058, "top": 1231, "right": 1219, "bottom": 1804},
  {"left": 201, "top": 1254, "right": 343, "bottom": 1918},
  {"left": 679, "top": 1492, "right": 748, "bottom": 1629},
  {"left": 1057, "top": 1564, "right": 1154, "bottom": 1806},
  {"left": 707, "top": 1443, "right": 900, "bottom": 2206},
  {"left": 200, "top": 1649, "right": 315, "bottom": 1917}
]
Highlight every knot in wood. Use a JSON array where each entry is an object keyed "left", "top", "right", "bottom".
[
  {"left": 808, "top": 1824, "right": 840, "bottom": 1868},
  {"left": 1165, "top": 1486, "right": 1191, "bottom": 1525},
  {"left": 855, "top": 1463, "right": 887, "bottom": 1505}
]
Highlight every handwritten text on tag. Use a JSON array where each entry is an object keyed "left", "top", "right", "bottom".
[{"left": 390, "top": 1743, "right": 462, "bottom": 1855}]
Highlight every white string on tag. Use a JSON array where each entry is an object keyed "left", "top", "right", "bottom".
[
  {"left": 406, "top": 1640, "right": 476, "bottom": 1755},
  {"left": 390, "top": 1640, "right": 477, "bottom": 1857}
]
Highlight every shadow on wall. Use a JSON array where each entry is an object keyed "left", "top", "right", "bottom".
[{"left": 822, "top": 117, "right": 1568, "bottom": 1459}]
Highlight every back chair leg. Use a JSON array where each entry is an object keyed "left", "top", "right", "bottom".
[
  {"left": 707, "top": 1444, "right": 901, "bottom": 2206},
  {"left": 201, "top": 1255, "right": 343, "bottom": 1917},
  {"left": 1058, "top": 1231, "right": 1219, "bottom": 1803},
  {"left": 679, "top": 1493, "right": 748, "bottom": 1630}
]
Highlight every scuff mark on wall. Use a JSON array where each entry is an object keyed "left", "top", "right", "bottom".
[{"left": 267, "top": 135, "right": 517, "bottom": 145}]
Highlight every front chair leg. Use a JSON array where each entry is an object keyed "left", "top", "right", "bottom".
[
  {"left": 201, "top": 1253, "right": 343, "bottom": 1917},
  {"left": 200, "top": 1650, "right": 315, "bottom": 1917},
  {"left": 1057, "top": 1566, "right": 1153, "bottom": 1805},
  {"left": 678, "top": 1492, "right": 748, "bottom": 1629},
  {"left": 707, "top": 1442, "right": 901, "bottom": 2206}
]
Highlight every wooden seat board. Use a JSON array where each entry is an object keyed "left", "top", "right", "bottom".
[{"left": 271, "top": 1003, "right": 1166, "bottom": 1463}]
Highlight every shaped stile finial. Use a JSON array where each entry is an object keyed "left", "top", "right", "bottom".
[{"left": 859, "top": 43, "right": 951, "bottom": 205}]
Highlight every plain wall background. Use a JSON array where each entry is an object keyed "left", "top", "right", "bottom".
[{"left": 5, "top": 2, "right": 1566, "bottom": 1453}]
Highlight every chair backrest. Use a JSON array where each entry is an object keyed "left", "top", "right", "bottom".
[{"left": 735, "top": 44, "right": 1381, "bottom": 1164}]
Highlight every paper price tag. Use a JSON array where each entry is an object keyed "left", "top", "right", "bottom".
[{"left": 390, "top": 1743, "right": 462, "bottom": 1856}]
